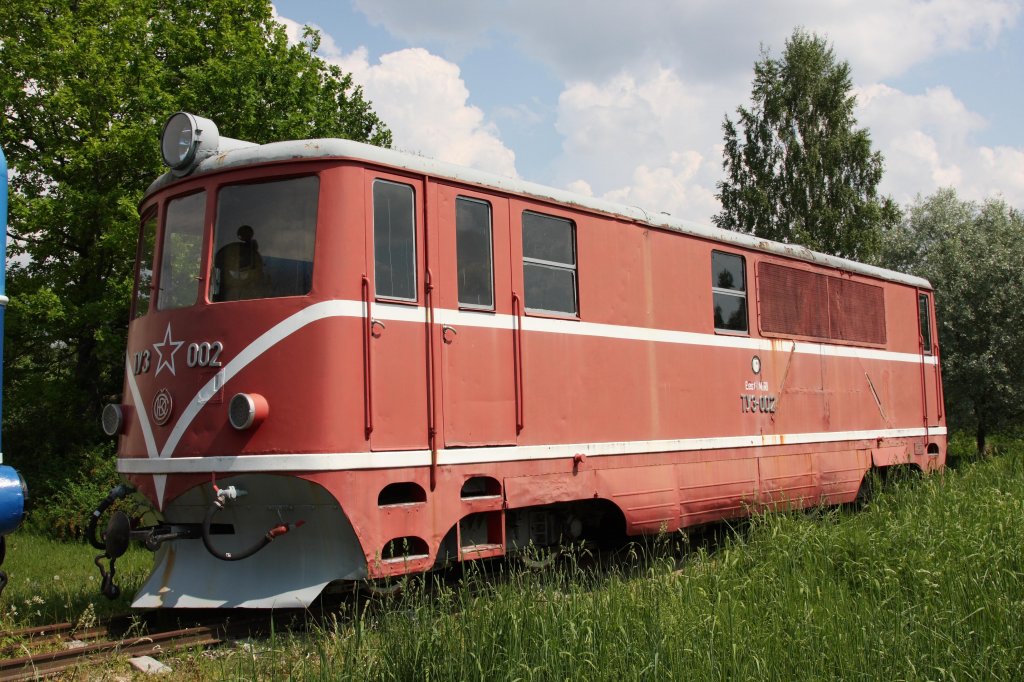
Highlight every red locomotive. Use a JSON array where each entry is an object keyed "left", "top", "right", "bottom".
[{"left": 96, "top": 112, "right": 945, "bottom": 607}]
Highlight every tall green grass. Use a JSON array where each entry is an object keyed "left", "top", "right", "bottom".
[
  {"left": 228, "top": 441, "right": 1024, "bottom": 681},
  {"left": 4, "top": 440, "right": 1024, "bottom": 681},
  {"left": 0, "top": 534, "right": 148, "bottom": 629}
]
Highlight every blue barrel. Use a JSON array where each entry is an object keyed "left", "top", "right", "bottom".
[{"left": 0, "top": 466, "right": 25, "bottom": 536}]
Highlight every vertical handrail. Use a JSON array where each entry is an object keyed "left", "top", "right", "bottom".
[
  {"left": 425, "top": 267, "right": 438, "bottom": 490},
  {"left": 927, "top": 296, "right": 943, "bottom": 421},
  {"left": 917, "top": 290, "right": 929, "bottom": 443},
  {"left": 421, "top": 178, "right": 438, "bottom": 491},
  {"left": 512, "top": 291, "right": 524, "bottom": 433},
  {"left": 361, "top": 275, "right": 373, "bottom": 439}
]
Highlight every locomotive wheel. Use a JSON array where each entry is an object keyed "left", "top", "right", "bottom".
[
  {"left": 519, "top": 545, "right": 561, "bottom": 570},
  {"left": 852, "top": 469, "right": 878, "bottom": 509},
  {"left": 357, "top": 576, "right": 405, "bottom": 597}
]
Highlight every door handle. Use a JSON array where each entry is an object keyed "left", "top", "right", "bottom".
[
  {"left": 442, "top": 324, "right": 458, "bottom": 344},
  {"left": 371, "top": 319, "right": 386, "bottom": 338}
]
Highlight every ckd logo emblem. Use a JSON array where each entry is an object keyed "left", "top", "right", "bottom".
[{"left": 153, "top": 388, "right": 174, "bottom": 426}]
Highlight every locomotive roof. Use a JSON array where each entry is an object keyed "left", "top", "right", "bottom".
[{"left": 144, "top": 137, "right": 931, "bottom": 290}]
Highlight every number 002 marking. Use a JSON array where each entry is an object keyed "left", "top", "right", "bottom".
[{"left": 187, "top": 341, "right": 223, "bottom": 368}]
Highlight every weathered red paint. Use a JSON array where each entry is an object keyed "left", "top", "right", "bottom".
[{"left": 117, "top": 148, "right": 946, "bottom": 597}]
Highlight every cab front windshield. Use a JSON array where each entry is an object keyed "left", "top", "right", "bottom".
[
  {"left": 210, "top": 176, "right": 319, "bottom": 302},
  {"left": 136, "top": 175, "right": 320, "bottom": 314}
]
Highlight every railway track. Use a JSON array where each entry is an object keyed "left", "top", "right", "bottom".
[
  {"left": 0, "top": 534, "right": 724, "bottom": 679},
  {"left": 0, "top": 611, "right": 293, "bottom": 680}
]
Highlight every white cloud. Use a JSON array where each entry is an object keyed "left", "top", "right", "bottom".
[
  {"left": 348, "top": 0, "right": 1021, "bottom": 82},
  {"left": 856, "top": 83, "right": 1024, "bottom": 206},
  {"left": 274, "top": 8, "right": 517, "bottom": 177},
  {"left": 275, "top": 2, "right": 1024, "bottom": 227},
  {"left": 553, "top": 68, "right": 729, "bottom": 221},
  {"left": 333, "top": 48, "right": 517, "bottom": 177}
]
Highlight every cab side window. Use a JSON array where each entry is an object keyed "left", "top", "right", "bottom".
[
  {"left": 373, "top": 180, "right": 417, "bottom": 301},
  {"left": 712, "top": 251, "right": 748, "bottom": 333},
  {"left": 522, "top": 211, "right": 578, "bottom": 315},
  {"left": 456, "top": 197, "right": 494, "bottom": 309},
  {"left": 133, "top": 212, "right": 157, "bottom": 317},
  {"left": 919, "top": 293, "right": 933, "bottom": 354}
]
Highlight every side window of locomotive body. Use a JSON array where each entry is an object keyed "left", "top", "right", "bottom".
[
  {"left": 522, "top": 211, "right": 578, "bottom": 316},
  {"left": 919, "top": 293, "right": 933, "bottom": 354},
  {"left": 712, "top": 251, "right": 748, "bottom": 333},
  {"left": 211, "top": 176, "right": 319, "bottom": 302},
  {"left": 456, "top": 197, "right": 494, "bottom": 310},
  {"left": 133, "top": 213, "right": 157, "bottom": 318},
  {"left": 373, "top": 180, "right": 417, "bottom": 301},
  {"left": 157, "top": 191, "right": 206, "bottom": 311}
]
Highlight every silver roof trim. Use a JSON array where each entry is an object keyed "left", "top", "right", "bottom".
[{"left": 144, "top": 137, "right": 930, "bottom": 290}]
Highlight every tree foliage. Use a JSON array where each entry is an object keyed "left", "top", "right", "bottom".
[
  {"left": 715, "top": 28, "right": 898, "bottom": 261},
  {"left": 881, "top": 189, "right": 1024, "bottom": 453},
  {"left": 0, "top": 0, "right": 391, "bottom": 502}
]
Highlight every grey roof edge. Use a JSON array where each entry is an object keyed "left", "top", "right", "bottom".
[{"left": 143, "top": 137, "right": 931, "bottom": 290}]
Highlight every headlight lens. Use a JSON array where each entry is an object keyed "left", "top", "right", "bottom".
[
  {"left": 229, "top": 393, "right": 269, "bottom": 430},
  {"left": 161, "top": 112, "right": 197, "bottom": 169},
  {"left": 160, "top": 112, "right": 219, "bottom": 175},
  {"left": 101, "top": 403, "right": 125, "bottom": 436}
]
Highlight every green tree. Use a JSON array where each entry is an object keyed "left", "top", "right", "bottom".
[
  {"left": 715, "top": 28, "right": 898, "bottom": 261},
  {"left": 882, "top": 189, "right": 1024, "bottom": 454},
  {"left": 0, "top": 0, "right": 391, "bottom": 510}
]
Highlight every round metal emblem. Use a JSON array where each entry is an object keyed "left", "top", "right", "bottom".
[
  {"left": 751, "top": 355, "right": 762, "bottom": 375},
  {"left": 153, "top": 388, "right": 174, "bottom": 426}
]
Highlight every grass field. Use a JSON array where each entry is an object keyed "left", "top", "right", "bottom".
[{"left": 2, "top": 438, "right": 1023, "bottom": 680}]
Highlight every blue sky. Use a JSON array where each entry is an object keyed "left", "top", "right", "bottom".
[{"left": 273, "top": 0, "right": 1024, "bottom": 224}]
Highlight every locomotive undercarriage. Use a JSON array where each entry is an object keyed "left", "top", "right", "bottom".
[
  {"left": 100, "top": 469, "right": 633, "bottom": 608},
  {"left": 127, "top": 475, "right": 367, "bottom": 608}
]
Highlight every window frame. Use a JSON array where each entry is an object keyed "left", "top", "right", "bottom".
[
  {"left": 455, "top": 195, "right": 495, "bottom": 311},
  {"left": 711, "top": 250, "right": 749, "bottom": 335},
  {"left": 208, "top": 174, "right": 320, "bottom": 304},
  {"left": 156, "top": 189, "right": 208, "bottom": 312},
  {"left": 521, "top": 210, "right": 579, "bottom": 318},
  {"left": 372, "top": 178, "right": 418, "bottom": 303},
  {"left": 131, "top": 208, "right": 158, "bottom": 319},
  {"left": 918, "top": 293, "right": 933, "bottom": 355}
]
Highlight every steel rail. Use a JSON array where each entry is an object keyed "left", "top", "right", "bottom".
[{"left": 0, "top": 615, "right": 271, "bottom": 681}]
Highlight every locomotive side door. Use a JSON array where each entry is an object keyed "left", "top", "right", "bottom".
[
  {"left": 363, "top": 172, "right": 430, "bottom": 451},
  {"left": 435, "top": 184, "right": 517, "bottom": 446}
]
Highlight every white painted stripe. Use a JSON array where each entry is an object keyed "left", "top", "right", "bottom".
[
  {"left": 118, "top": 426, "right": 946, "bottom": 474},
  {"left": 429, "top": 306, "right": 935, "bottom": 365},
  {"left": 137, "top": 298, "right": 939, "bottom": 465},
  {"left": 125, "top": 356, "right": 158, "bottom": 458}
]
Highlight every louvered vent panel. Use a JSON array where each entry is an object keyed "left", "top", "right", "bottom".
[
  {"left": 828, "top": 278, "right": 886, "bottom": 344},
  {"left": 757, "top": 263, "right": 830, "bottom": 338}
]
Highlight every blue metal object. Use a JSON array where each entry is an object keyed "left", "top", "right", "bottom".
[
  {"left": 0, "top": 146, "right": 21, "bottom": 595},
  {"left": 1, "top": 146, "right": 26, "bottom": 538},
  {"left": 0, "top": 145, "right": 7, "bottom": 458},
  {"left": 0, "top": 466, "right": 25, "bottom": 535}
]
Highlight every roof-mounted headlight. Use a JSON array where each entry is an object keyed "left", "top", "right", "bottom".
[{"left": 161, "top": 112, "right": 220, "bottom": 176}]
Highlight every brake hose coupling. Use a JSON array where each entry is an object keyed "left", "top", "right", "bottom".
[
  {"left": 266, "top": 519, "right": 306, "bottom": 541},
  {"left": 213, "top": 484, "right": 247, "bottom": 508}
]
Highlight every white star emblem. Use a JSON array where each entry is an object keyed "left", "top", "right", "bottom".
[{"left": 153, "top": 323, "right": 184, "bottom": 376}]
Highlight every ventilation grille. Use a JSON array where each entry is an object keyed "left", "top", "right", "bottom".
[
  {"left": 758, "top": 264, "right": 830, "bottom": 338},
  {"left": 757, "top": 262, "right": 886, "bottom": 345},
  {"left": 828, "top": 278, "right": 887, "bottom": 344}
]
